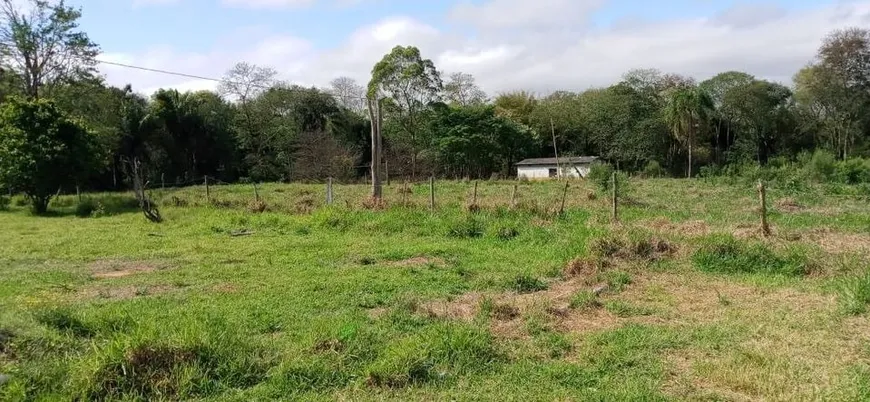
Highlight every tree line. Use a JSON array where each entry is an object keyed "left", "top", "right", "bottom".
[{"left": 1, "top": 0, "right": 869, "bottom": 212}]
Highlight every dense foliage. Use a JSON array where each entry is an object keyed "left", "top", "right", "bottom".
[{"left": 1, "top": 1, "right": 870, "bottom": 211}]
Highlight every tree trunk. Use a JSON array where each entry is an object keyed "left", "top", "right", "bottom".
[
  {"left": 687, "top": 142, "right": 693, "bottom": 178},
  {"left": 367, "top": 97, "right": 382, "bottom": 198}
]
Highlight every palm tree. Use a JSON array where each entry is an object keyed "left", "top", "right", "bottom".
[{"left": 664, "top": 87, "right": 714, "bottom": 177}]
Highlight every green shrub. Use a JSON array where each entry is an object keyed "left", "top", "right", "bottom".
[
  {"left": 75, "top": 199, "right": 104, "bottom": 218},
  {"left": 808, "top": 149, "right": 837, "bottom": 181},
  {"left": 642, "top": 160, "right": 666, "bottom": 178},
  {"left": 838, "top": 271, "right": 870, "bottom": 315},
  {"left": 510, "top": 274, "right": 548, "bottom": 293},
  {"left": 692, "top": 235, "right": 808, "bottom": 276},
  {"left": 0, "top": 196, "right": 9, "bottom": 210},
  {"left": 587, "top": 163, "right": 633, "bottom": 197},
  {"left": 836, "top": 158, "right": 870, "bottom": 184}
]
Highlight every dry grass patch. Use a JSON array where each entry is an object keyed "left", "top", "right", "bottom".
[
  {"left": 646, "top": 218, "right": 710, "bottom": 237},
  {"left": 804, "top": 227, "right": 870, "bottom": 254},
  {"left": 75, "top": 284, "right": 178, "bottom": 300},
  {"left": 387, "top": 256, "right": 446, "bottom": 268},
  {"left": 89, "top": 259, "right": 166, "bottom": 279}
]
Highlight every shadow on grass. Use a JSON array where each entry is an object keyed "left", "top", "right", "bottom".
[{"left": 34, "top": 194, "right": 143, "bottom": 218}]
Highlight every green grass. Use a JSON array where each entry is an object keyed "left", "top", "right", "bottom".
[{"left": 1, "top": 178, "right": 869, "bottom": 400}]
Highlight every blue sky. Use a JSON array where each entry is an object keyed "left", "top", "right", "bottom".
[{"left": 58, "top": 0, "right": 870, "bottom": 94}]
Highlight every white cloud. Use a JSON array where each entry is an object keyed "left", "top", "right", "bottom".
[
  {"left": 99, "top": 1, "right": 870, "bottom": 97},
  {"left": 450, "top": 0, "right": 605, "bottom": 29},
  {"left": 221, "top": 0, "right": 316, "bottom": 8}
]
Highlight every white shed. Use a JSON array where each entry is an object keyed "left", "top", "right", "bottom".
[{"left": 516, "top": 156, "right": 598, "bottom": 179}]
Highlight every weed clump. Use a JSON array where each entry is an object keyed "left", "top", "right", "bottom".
[
  {"left": 692, "top": 235, "right": 809, "bottom": 276},
  {"left": 75, "top": 198, "right": 106, "bottom": 218},
  {"left": 495, "top": 226, "right": 519, "bottom": 241},
  {"left": 569, "top": 290, "right": 601, "bottom": 310},
  {"left": 0, "top": 328, "right": 14, "bottom": 354},
  {"left": 839, "top": 271, "right": 870, "bottom": 315},
  {"left": 510, "top": 274, "right": 548, "bottom": 293},
  {"left": 247, "top": 199, "right": 268, "bottom": 213},
  {"left": 365, "top": 324, "right": 497, "bottom": 388},
  {"left": 562, "top": 257, "right": 603, "bottom": 281},
  {"left": 84, "top": 342, "right": 268, "bottom": 400},
  {"left": 447, "top": 218, "right": 485, "bottom": 239}
]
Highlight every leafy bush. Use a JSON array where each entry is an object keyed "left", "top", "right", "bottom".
[
  {"left": 641, "top": 160, "right": 666, "bottom": 178},
  {"left": 587, "top": 162, "right": 614, "bottom": 193},
  {"left": 692, "top": 235, "right": 809, "bottom": 276},
  {"left": 808, "top": 149, "right": 837, "bottom": 181},
  {"left": 836, "top": 158, "right": 870, "bottom": 184},
  {"left": 838, "top": 271, "right": 870, "bottom": 315},
  {"left": 75, "top": 199, "right": 98, "bottom": 218}
]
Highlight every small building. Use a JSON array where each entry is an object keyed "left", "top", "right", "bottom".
[{"left": 516, "top": 156, "right": 598, "bottom": 179}]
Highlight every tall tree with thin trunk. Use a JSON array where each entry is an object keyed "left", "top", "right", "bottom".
[
  {"left": 664, "top": 87, "right": 714, "bottom": 177},
  {"left": 330, "top": 76, "right": 366, "bottom": 116},
  {"left": 368, "top": 45, "right": 442, "bottom": 180},
  {"left": 443, "top": 72, "right": 487, "bottom": 106},
  {"left": 0, "top": 0, "right": 99, "bottom": 100}
]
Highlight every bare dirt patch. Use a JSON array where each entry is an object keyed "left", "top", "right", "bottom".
[
  {"left": 76, "top": 284, "right": 177, "bottom": 300},
  {"left": 212, "top": 283, "right": 240, "bottom": 293},
  {"left": 418, "top": 271, "right": 834, "bottom": 341},
  {"left": 89, "top": 259, "right": 166, "bottom": 279},
  {"left": 387, "top": 256, "right": 446, "bottom": 268},
  {"left": 776, "top": 197, "right": 803, "bottom": 213},
  {"left": 647, "top": 218, "right": 710, "bottom": 237}
]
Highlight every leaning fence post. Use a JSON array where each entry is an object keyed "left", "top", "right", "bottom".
[
  {"left": 402, "top": 181, "right": 409, "bottom": 207},
  {"left": 326, "top": 177, "right": 334, "bottom": 205},
  {"left": 611, "top": 172, "right": 618, "bottom": 223},
  {"left": 429, "top": 176, "right": 436, "bottom": 211},
  {"left": 204, "top": 176, "right": 210, "bottom": 204},
  {"left": 253, "top": 182, "right": 260, "bottom": 202},
  {"left": 758, "top": 180, "right": 771, "bottom": 237},
  {"left": 472, "top": 181, "right": 478, "bottom": 206},
  {"left": 385, "top": 160, "right": 390, "bottom": 187},
  {"left": 559, "top": 181, "right": 569, "bottom": 215},
  {"left": 510, "top": 184, "right": 518, "bottom": 209}
]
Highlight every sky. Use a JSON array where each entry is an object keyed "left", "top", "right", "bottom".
[{"left": 52, "top": 0, "right": 870, "bottom": 95}]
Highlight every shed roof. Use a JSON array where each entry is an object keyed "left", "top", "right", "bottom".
[{"left": 516, "top": 156, "right": 598, "bottom": 166}]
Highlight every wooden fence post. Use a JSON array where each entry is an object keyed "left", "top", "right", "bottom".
[
  {"left": 472, "top": 181, "right": 478, "bottom": 206},
  {"left": 559, "top": 181, "right": 569, "bottom": 215},
  {"left": 161, "top": 173, "right": 165, "bottom": 190},
  {"left": 204, "top": 176, "right": 210, "bottom": 204},
  {"left": 429, "top": 177, "right": 435, "bottom": 211},
  {"left": 402, "top": 181, "right": 408, "bottom": 207},
  {"left": 326, "top": 177, "right": 334, "bottom": 205},
  {"left": 758, "top": 180, "right": 771, "bottom": 237},
  {"left": 253, "top": 182, "right": 260, "bottom": 202},
  {"left": 510, "top": 184, "right": 518, "bottom": 209},
  {"left": 611, "top": 172, "right": 618, "bottom": 223},
  {"left": 76, "top": 185, "right": 81, "bottom": 203}
]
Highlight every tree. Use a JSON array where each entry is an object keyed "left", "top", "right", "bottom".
[
  {"left": 443, "top": 72, "right": 487, "bottom": 106},
  {"left": 369, "top": 45, "right": 443, "bottom": 179},
  {"left": 0, "top": 0, "right": 99, "bottom": 100},
  {"left": 0, "top": 98, "right": 96, "bottom": 213},
  {"left": 664, "top": 86, "right": 714, "bottom": 177},
  {"left": 428, "top": 104, "right": 535, "bottom": 178},
  {"left": 699, "top": 71, "right": 755, "bottom": 162},
  {"left": 329, "top": 76, "right": 366, "bottom": 116},
  {"left": 723, "top": 80, "right": 794, "bottom": 164}
]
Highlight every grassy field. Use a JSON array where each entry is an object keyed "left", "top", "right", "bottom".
[{"left": 1, "top": 178, "right": 870, "bottom": 401}]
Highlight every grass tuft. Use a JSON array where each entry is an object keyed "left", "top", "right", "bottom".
[
  {"left": 510, "top": 274, "right": 548, "bottom": 293},
  {"left": 692, "top": 235, "right": 809, "bottom": 276},
  {"left": 569, "top": 290, "right": 601, "bottom": 310},
  {"left": 838, "top": 271, "right": 870, "bottom": 315}
]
